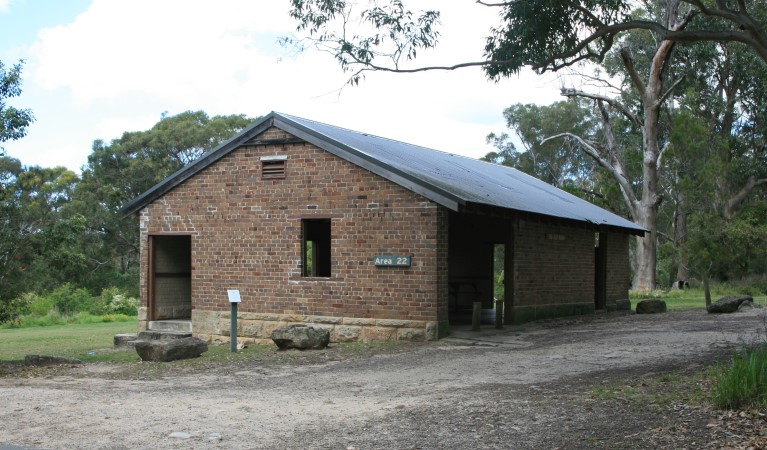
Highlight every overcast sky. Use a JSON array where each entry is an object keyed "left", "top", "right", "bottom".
[{"left": 0, "top": 0, "right": 564, "bottom": 173}]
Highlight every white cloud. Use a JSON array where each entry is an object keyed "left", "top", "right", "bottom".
[{"left": 14, "top": 0, "right": 564, "bottom": 170}]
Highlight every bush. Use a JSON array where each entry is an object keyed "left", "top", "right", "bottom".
[
  {"left": 27, "top": 293, "right": 54, "bottom": 317},
  {"left": 48, "top": 283, "right": 97, "bottom": 316},
  {"left": 711, "top": 346, "right": 767, "bottom": 410},
  {"left": 0, "top": 295, "right": 32, "bottom": 325},
  {"left": 100, "top": 287, "right": 139, "bottom": 316}
]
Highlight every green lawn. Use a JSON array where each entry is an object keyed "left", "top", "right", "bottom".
[
  {"left": 0, "top": 321, "right": 137, "bottom": 361},
  {"left": 630, "top": 289, "right": 767, "bottom": 311}
]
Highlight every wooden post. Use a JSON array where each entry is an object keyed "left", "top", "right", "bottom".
[
  {"left": 495, "top": 298, "right": 504, "bottom": 329},
  {"left": 472, "top": 301, "right": 481, "bottom": 331}
]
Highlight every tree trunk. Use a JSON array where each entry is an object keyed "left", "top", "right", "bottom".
[{"left": 674, "top": 191, "right": 689, "bottom": 286}]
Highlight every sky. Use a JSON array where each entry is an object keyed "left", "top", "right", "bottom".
[{"left": 0, "top": 0, "right": 564, "bottom": 173}]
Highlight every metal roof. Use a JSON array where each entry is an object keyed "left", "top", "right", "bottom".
[{"left": 121, "top": 111, "right": 644, "bottom": 234}]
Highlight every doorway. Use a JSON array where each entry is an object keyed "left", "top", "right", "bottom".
[{"left": 148, "top": 235, "right": 192, "bottom": 321}]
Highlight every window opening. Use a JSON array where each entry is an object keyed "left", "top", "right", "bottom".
[{"left": 303, "top": 219, "right": 331, "bottom": 277}]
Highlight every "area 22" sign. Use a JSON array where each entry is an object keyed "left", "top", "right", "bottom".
[{"left": 374, "top": 255, "right": 412, "bottom": 267}]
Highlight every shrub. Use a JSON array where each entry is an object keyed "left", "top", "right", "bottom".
[
  {"left": 100, "top": 287, "right": 139, "bottom": 316},
  {"left": 711, "top": 346, "right": 767, "bottom": 410},
  {"left": 48, "top": 283, "right": 97, "bottom": 316},
  {"left": 0, "top": 295, "right": 32, "bottom": 325},
  {"left": 27, "top": 293, "right": 54, "bottom": 317}
]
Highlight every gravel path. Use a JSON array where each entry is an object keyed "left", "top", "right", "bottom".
[{"left": 1, "top": 309, "right": 765, "bottom": 449}]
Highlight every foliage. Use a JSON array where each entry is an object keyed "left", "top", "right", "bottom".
[
  {"left": 0, "top": 294, "right": 31, "bottom": 325},
  {"left": 711, "top": 346, "right": 767, "bottom": 410},
  {"left": 288, "top": 1, "right": 767, "bottom": 83},
  {"left": 0, "top": 157, "right": 80, "bottom": 299},
  {"left": 65, "top": 110, "right": 252, "bottom": 295},
  {"left": 0, "top": 60, "right": 34, "bottom": 153},
  {"left": 99, "top": 287, "right": 139, "bottom": 316},
  {"left": 47, "top": 283, "right": 96, "bottom": 316}
]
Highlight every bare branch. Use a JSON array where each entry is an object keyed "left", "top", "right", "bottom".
[
  {"left": 560, "top": 88, "right": 643, "bottom": 130},
  {"left": 724, "top": 177, "right": 767, "bottom": 219},
  {"left": 541, "top": 132, "right": 639, "bottom": 217},
  {"left": 658, "top": 76, "right": 685, "bottom": 106},
  {"left": 619, "top": 47, "right": 646, "bottom": 96}
]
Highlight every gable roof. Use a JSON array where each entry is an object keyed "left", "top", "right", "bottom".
[{"left": 120, "top": 111, "right": 644, "bottom": 234}]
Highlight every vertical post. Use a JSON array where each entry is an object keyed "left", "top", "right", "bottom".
[
  {"left": 495, "top": 298, "right": 504, "bottom": 329},
  {"left": 227, "top": 289, "right": 241, "bottom": 353},
  {"left": 230, "top": 301, "right": 238, "bottom": 353},
  {"left": 472, "top": 301, "right": 481, "bottom": 331}
]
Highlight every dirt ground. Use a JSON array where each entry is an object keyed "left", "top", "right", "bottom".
[{"left": 2, "top": 308, "right": 767, "bottom": 450}]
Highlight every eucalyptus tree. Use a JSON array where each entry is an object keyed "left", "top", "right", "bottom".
[
  {"left": 0, "top": 60, "right": 34, "bottom": 154},
  {"left": 287, "top": 0, "right": 767, "bottom": 290}
]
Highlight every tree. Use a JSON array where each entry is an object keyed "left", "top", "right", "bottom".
[
  {"left": 484, "top": 100, "right": 628, "bottom": 213},
  {"left": 67, "top": 111, "right": 253, "bottom": 293},
  {"left": 288, "top": 1, "right": 767, "bottom": 81},
  {"left": 0, "top": 157, "right": 80, "bottom": 299},
  {"left": 288, "top": 0, "right": 767, "bottom": 290},
  {"left": 0, "top": 60, "right": 34, "bottom": 153}
]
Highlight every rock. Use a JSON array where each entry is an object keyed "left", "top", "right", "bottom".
[
  {"left": 636, "top": 299, "right": 667, "bottom": 314},
  {"left": 271, "top": 324, "right": 330, "bottom": 350},
  {"left": 114, "top": 334, "right": 138, "bottom": 348},
  {"left": 738, "top": 300, "right": 757, "bottom": 312},
  {"left": 615, "top": 298, "right": 632, "bottom": 311},
  {"left": 134, "top": 337, "right": 208, "bottom": 362},
  {"left": 207, "top": 433, "right": 223, "bottom": 442},
  {"left": 708, "top": 295, "right": 753, "bottom": 314},
  {"left": 24, "top": 355, "right": 83, "bottom": 367}
]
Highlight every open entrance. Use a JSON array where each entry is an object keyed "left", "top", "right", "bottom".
[
  {"left": 594, "top": 232, "right": 607, "bottom": 310},
  {"left": 148, "top": 235, "right": 192, "bottom": 321},
  {"left": 447, "top": 212, "right": 511, "bottom": 325}
]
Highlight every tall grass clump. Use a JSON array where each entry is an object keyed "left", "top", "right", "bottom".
[{"left": 711, "top": 346, "right": 767, "bottom": 410}]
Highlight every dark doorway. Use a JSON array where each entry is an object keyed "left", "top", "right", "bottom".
[
  {"left": 594, "top": 232, "right": 607, "bottom": 310},
  {"left": 149, "top": 235, "right": 192, "bottom": 321}
]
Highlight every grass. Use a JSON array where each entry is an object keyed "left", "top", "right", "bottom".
[
  {"left": 630, "top": 288, "right": 767, "bottom": 311},
  {"left": 711, "top": 346, "right": 767, "bottom": 410},
  {"left": 0, "top": 311, "right": 136, "bottom": 330},
  {"left": 0, "top": 321, "right": 137, "bottom": 361}
]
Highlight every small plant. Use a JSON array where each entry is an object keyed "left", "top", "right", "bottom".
[{"left": 711, "top": 346, "right": 767, "bottom": 410}]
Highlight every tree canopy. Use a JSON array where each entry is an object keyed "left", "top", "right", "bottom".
[{"left": 0, "top": 60, "right": 34, "bottom": 153}]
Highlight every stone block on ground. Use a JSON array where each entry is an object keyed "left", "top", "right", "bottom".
[
  {"left": 708, "top": 295, "right": 754, "bottom": 314},
  {"left": 24, "top": 355, "right": 83, "bottom": 366},
  {"left": 271, "top": 324, "right": 330, "bottom": 350},
  {"left": 636, "top": 298, "right": 667, "bottom": 314},
  {"left": 114, "top": 334, "right": 138, "bottom": 348},
  {"left": 134, "top": 337, "right": 208, "bottom": 362}
]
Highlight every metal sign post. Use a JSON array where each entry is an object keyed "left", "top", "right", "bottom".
[{"left": 227, "top": 290, "right": 241, "bottom": 353}]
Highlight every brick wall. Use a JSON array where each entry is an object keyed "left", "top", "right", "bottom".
[
  {"left": 605, "top": 232, "right": 631, "bottom": 304},
  {"left": 511, "top": 219, "right": 596, "bottom": 322},
  {"left": 139, "top": 127, "right": 446, "bottom": 340}
]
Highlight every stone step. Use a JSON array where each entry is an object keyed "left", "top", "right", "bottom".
[
  {"left": 138, "top": 330, "right": 193, "bottom": 341},
  {"left": 148, "top": 320, "right": 192, "bottom": 332}
]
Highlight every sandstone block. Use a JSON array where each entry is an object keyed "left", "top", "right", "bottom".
[
  {"left": 397, "top": 328, "right": 425, "bottom": 341},
  {"left": 333, "top": 325, "right": 361, "bottom": 342},
  {"left": 135, "top": 337, "right": 208, "bottom": 362},
  {"left": 361, "top": 326, "right": 396, "bottom": 342},
  {"left": 271, "top": 324, "right": 330, "bottom": 350}
]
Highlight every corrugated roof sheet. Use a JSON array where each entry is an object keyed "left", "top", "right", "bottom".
[{"left": 121, "top": 111, "right": 644, "bottom": 234}]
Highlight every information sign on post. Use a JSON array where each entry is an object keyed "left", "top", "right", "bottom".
[{"left": 227, "top": 290, "right": 241, "bottom": 352}]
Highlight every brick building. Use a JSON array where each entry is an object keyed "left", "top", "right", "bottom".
[{"left": 121, "top": 112, "right": 644, "bottom": 343}]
